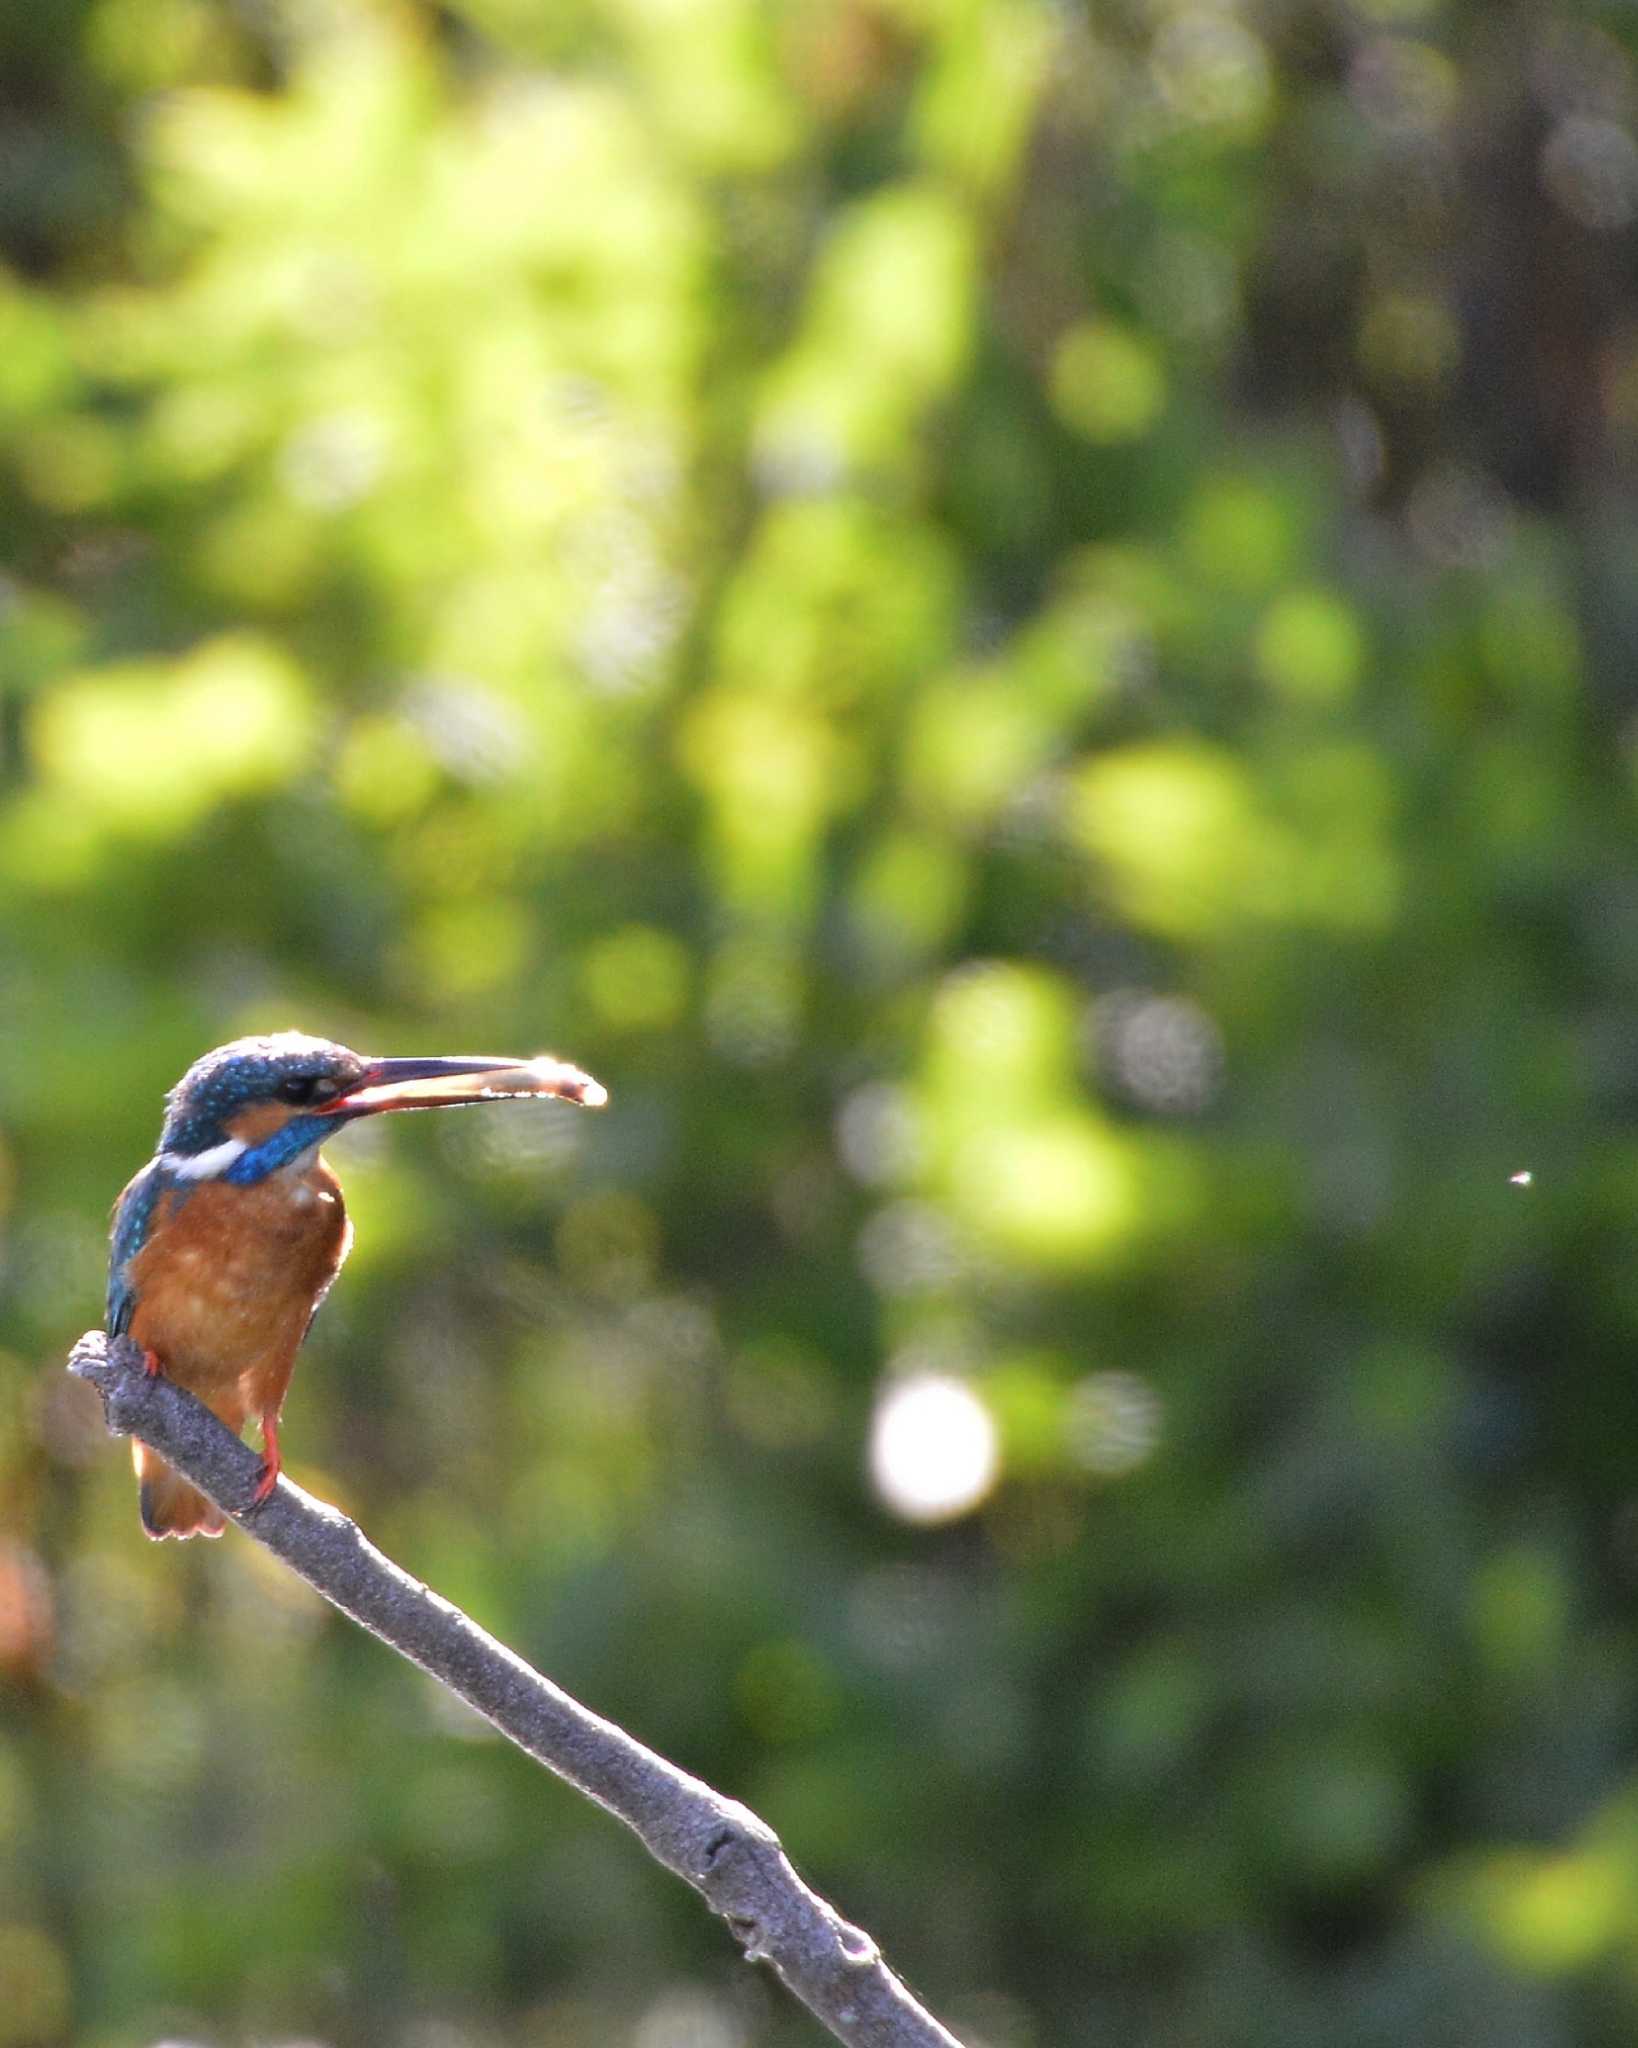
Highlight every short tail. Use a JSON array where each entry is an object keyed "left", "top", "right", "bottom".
[{"left": 132, "top": 1440, "right": 225, "bottom": 1540}]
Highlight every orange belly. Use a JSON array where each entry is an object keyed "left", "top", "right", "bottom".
[{"left": 128, "top": 1162, "right": 350, "bottom": 1414}]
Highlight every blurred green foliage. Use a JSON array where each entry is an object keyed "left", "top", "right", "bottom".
[{"left": 6, "top": 0, "right": 1638, "bottom": 2042}]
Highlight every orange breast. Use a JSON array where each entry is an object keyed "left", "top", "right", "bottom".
[{"left": 127, "top": 1162, "right": 351, "bottom": 1401}]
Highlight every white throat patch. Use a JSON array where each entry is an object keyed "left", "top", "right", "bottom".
[{"left": 161, "top": 1137, "right": 249, "bottom": 1181}]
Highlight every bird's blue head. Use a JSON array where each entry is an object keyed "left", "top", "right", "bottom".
[
  {"left": 157, "top": 1032, "right": 606, "bottom": 1186},
  {"left": 160, "top": 1034, "right": 370, "bottom": 1182}
]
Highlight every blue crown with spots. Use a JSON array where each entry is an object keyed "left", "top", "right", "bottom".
[{"left": 161, "top": 1033, "right": 366, "bottom": 1155}]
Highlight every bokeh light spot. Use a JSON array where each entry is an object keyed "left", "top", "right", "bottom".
[
  {"left": 869, "top": 1374, "right": 999, "bottom": 1525},
  {"left": 835, "top": 1082, "right": 924, "bottom": 1187},
  {"left": 1050, "top": 322, "right": 1166, "bottom": 444},
  {"left": 1460, "top": 1850, "right": 1628, "bottom": 1975},
  {"left": 334, "top": 714, "right": 441, "bottom": 825},
  {"left": 1066, "top": 1372, "right": 1163, "bottom": 1476},
  {"left": 1255, "top": 589, "right": 1366, "bottom": 705},
  {"left": 1151, "top": 12, "right": 1271, "bottom": 135},
  {"left": 1068, "top": 742, "right": 1257, "bottom": 936},
  {"left": 30, "top": 635, "right": 315, "bottom": 832},
  {"left": 580, "top": 924, "right": 691, "bottom": 1033},
  {"left": 1092, "top": 991, "right": 1224, "bottom": 1116},
  {"left": 856, "top": 1200, "right": 969, "bottom": 1295},
  {"left": 1183, "top": 478, "right": 1294, "bottom": 590},
  {"left": 951, "top": 1118, "right": 1139, "bottom": 1268}
]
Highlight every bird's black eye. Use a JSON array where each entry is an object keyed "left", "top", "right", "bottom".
[{"left": 277, "top": 1074, "right": 322, "bottom": 1105}]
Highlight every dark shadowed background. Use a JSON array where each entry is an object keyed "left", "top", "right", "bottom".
[{"left": 5, "top": 0, "right": 1638, "bottom": 2043}]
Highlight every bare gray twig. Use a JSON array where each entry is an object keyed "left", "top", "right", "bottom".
[{"left": 68, "top": 1330, "right": 967, "bottom": 2048}]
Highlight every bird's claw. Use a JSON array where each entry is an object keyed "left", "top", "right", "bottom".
[{"left": 251, "top": 1410, "right": 282, "bottom": 1506}]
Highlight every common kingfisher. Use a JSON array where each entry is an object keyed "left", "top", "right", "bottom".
[{"left": 107, "top": 1032, "right": 607, "bottom": 1539}]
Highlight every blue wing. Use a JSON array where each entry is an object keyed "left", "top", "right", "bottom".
[{"left": 107, "top": 1162, "right": 167, "bottom": 1336}]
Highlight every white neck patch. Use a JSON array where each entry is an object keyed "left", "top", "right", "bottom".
[{"left": 161, "top": 1137, "right": 249, "bottom": 1181}]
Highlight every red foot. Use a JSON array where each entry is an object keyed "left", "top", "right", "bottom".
[
  {"left": 141, "top": 1347, "right": 163, "bottom": 1377},
  {"left": 252, "top": 1409, "right": 282, "bottom": 1506}
]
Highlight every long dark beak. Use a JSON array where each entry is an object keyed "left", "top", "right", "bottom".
[{"left": 320, "top": 1053, "right": 607, "bottom": 1119}]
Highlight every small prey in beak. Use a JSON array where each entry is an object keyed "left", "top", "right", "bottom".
[{"left": 320, "top": 1053, "right": 608, "bottom": 1119}]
